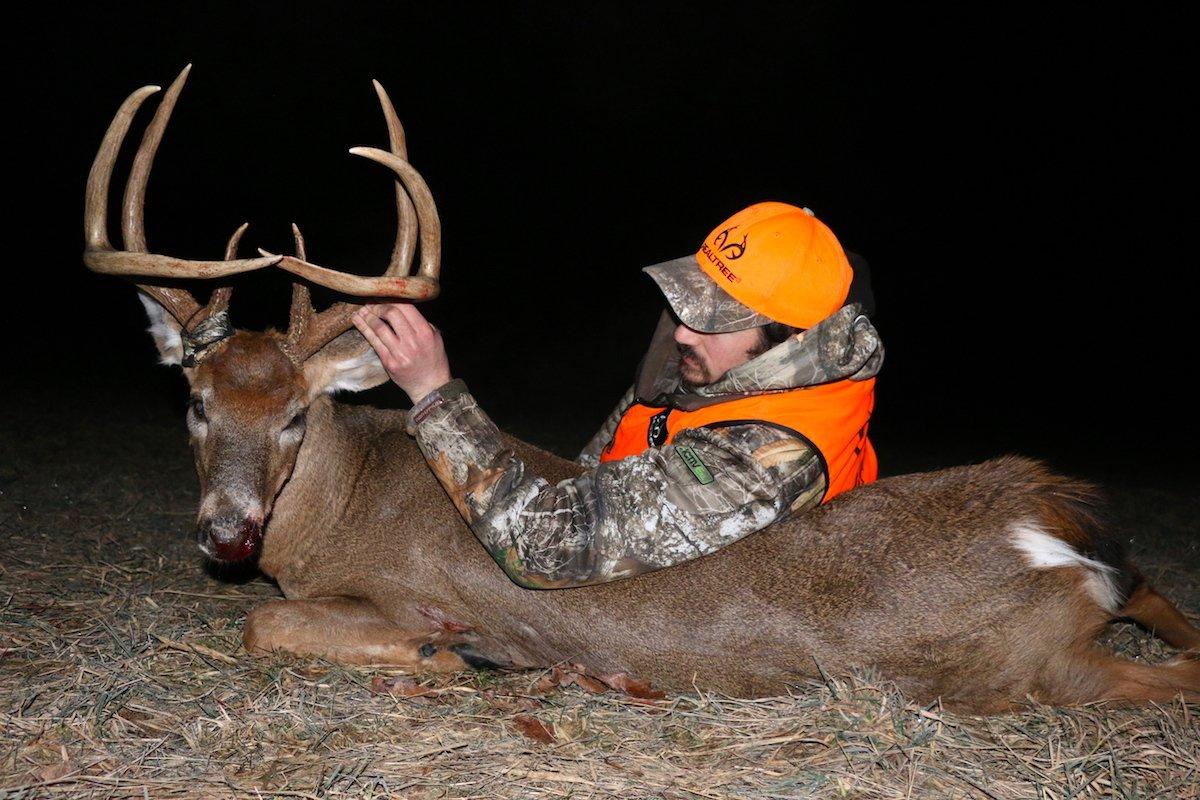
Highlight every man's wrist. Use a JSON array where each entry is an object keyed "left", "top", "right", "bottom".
[
  {"left": 404, "top": 372, "right": 455, "bottom": 406},
  {"left": 407, "top": 378, "right": 469, "bottom": 431}
]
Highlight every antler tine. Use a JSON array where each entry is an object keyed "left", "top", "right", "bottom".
[
  {"left": 288, "top": 302, "right": 359, "bottom": 362},
  {"left": 224, "top": 221, "right": 250, "bottom": 261},
  {"left": 284, "top": 224, "right": 359, "bottom": 362},
  {"left": 121, "top": 64, "right": 189, "bottom": 253},
  {"left": 347, "top": 147, "right": 441, "bottom": 283},
  {"left": 280, "top": 223, "right": 363, "bottom": 364},
  {"left": 85, "top": 84, "right": 159, "bottom": 252},
  {"left": 82, "top": 65, "right": 282, "bottom": 328},
  {"left": 269, "top": 145, "right": 441, "bottom": 298},
  {"left": 291, "top": 223, "right": 308, "bottom": 262},
  {"left": 286, "top": 224, "right": 316, "bottom": 349},
  {"left": 373, "top": 80, "right": 418, "bottom": 278},
  {"left": 206, "top": 222, "right": 251, "bottom": 319}
]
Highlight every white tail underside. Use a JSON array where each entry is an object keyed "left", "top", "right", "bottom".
[{"left": 1009, "top": 522, "right": 1121, "bottom": 613}]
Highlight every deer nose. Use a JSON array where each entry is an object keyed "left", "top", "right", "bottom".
[{"left": 197, "top": 516, "right": 264, "bottom": 562}]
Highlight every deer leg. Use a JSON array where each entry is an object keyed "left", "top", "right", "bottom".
[
  {"left": 243, "top": 596, "right": 503, "bottom": 671},
  {"left": 1115, "top": 581, "right": 1200, "bottom": 651},
  {"left": 1035, "top": 645, "right": 1200, "bottom": 706}
]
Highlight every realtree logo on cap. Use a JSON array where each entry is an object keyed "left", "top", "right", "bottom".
[
  {"left": 699, "top": 225, "right": 747, "bottom": 284},
  {"left": 713, "top": 227, "right": 747, "bottom": 259}
]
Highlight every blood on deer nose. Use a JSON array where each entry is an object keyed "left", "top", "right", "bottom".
[{"left": 197, "top": 516, "right": 264, "bottom": 562}]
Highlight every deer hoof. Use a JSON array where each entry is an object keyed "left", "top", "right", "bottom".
[{"left": 449, "top": 642, "right": 506, "bottom": 671}]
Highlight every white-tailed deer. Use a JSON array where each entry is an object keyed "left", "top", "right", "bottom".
[{"left": 84, "top": 68, "right": 1200, "bottom": 714}]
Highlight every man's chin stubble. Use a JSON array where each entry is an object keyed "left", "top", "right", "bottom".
[{"left": 679, "top": 362, "right": 710, "bottom": 390}]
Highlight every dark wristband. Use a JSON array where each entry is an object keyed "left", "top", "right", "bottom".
[{"left": 407, "top": 378, "right": 469, "bottom": 431}]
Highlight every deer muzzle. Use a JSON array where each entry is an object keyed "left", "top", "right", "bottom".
[{"left": 198, "top": 515, "right": 264, "bottom": 562}]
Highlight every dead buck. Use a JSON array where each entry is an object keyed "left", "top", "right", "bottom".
[{"left": 84, "top": 68, "right": 1200, "bottom": 714}]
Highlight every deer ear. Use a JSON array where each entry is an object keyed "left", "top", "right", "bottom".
[
  {"left": 302, "top": 329, "right": 389, "bottom": 398},
  {"left": 137, "top": 291, "right": 185, "bottom": 366}
]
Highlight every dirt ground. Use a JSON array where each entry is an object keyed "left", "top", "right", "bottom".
[{"left": 2, "top": 376, "right": 1198, "bottom": 799}]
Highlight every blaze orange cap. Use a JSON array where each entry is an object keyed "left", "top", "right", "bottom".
[{"left": 694, "top": 202, "right": 853, "bottom": 330}]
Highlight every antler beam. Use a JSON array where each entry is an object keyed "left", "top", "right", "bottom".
[
  {"left": 273, "top": 80, "right": 442, "bottom": 362},
  {"left": 82, "top": 65, "right": 281, "bottom": 328},
  {"left": 83, "top": 68, "right": 442, "bottom": 352}
]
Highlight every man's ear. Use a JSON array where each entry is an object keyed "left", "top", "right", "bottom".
[
  {"left": 137, "top": 291, "right": 185, "bottom": 366},
  {"left": 302, "top": 328, "right": 390, "bottom": 398}
]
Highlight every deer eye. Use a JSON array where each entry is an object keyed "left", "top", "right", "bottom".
[{"left": 190, "top": 397, "right": 206, "bottom": 422}]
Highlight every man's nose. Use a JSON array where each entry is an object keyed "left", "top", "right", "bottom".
[{"left": 673, "top": 323, "right": 701, "bottom": 345}]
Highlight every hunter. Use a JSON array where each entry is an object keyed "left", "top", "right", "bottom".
[{"left": 353, "top": 202, "right": 884, "bottom": 588}]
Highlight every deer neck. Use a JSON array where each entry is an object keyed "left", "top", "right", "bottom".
[{"left": 258, "top": 395, "right": 363, "bottom": 580}]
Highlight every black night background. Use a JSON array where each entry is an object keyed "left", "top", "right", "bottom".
[{"left": 7, "top": 3, "right": 1194, "bottom": 481}]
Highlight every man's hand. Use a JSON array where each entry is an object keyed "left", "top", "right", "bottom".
[{"left": 352, "top": 303, "right": 452, "bottom": 404}]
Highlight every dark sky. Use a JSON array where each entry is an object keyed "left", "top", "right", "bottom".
[{"left": 9, "top": 3, "right": 1194, "bottom": 477}]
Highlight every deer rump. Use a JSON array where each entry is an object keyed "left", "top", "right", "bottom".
[{"left": 257, "top": 412, "right": 1200, "bottom": 715}]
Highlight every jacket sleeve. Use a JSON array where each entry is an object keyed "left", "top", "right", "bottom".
[
  {"left": 408, "top": 380, "right": 827, "bottom": 588},
  {"left": 576, "top": 385, "right": 636, "bottom": 467}
]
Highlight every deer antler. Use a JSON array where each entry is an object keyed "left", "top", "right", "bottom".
[
  {"left": 84, "top": 69, "right": 439, "bottom": 354},
  {"left": 83, "top": 65, "right": 281, "bottom": 330},
  {"left": 272, "top": 80, "right": 441, "bottom": 362}
]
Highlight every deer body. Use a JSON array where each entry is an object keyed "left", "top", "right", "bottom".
[
  {"left": 247, "top": 393, "right": 1200, "bottom": 712},
  {"left": 84, "top": 69, "right": 1199, "bottom": 715}
]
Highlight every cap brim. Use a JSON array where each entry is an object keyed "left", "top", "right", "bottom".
[{"left": 643, "top": 255, "right": 774, "bottom": 333}]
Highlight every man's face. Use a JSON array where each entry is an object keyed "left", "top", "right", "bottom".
[{"left": 673, "top": 322, "right": 763, "bottom": 388}]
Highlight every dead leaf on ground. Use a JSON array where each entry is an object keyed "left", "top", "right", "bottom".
[
  {"left": 370, "top": 674, "right": 433, "bottom": 699},
  {"left": 513, "top": 714, "right": 556, "bottom": 744},
  {"left": 558, "top": 665, "right": 609, "bottom": 694},
  {"left": 531, "top": 662, "right": 668, "bottom": 702},
  {"left": 530, "top": 671, "right": 559, "bottom": 695},
  {"left": 596, "top": 671, "right": 667, "bottom": 700}
]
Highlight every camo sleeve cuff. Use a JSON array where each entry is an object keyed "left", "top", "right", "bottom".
[
  {"left": 405, "top": 378, "right": 471, "bottom": 435},
  {"left": 409, "top": 388, "right": 517, "bottom": 523}
]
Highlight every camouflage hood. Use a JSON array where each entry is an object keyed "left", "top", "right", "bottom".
[{"left": 633, "top": 304, "right": 884, "bottom": 412}]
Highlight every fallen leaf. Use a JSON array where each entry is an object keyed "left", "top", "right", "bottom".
[
  {"left": 529, "top": 672, "right": 560, "bottom": 696},
  {"left": 370, "top": 675, "right": 430, "bottom": 698},
  {"left": 596, "top": 671, "right": 667, "bottom": 700},
  {"left": 529, "top": 662, "right": 667, "bottom": 700},
  {"left": 37, "top": 760, "right": 74, "bottom": 782},
  {"left": 514, "top": 715, "right": 556, "bottom": 744},
  {"left": 558, "top": 667, "right": 608, "bottom": 695}
]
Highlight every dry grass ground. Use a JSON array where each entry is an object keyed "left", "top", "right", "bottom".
[{"left": 2, "top": 386, "right": 1198, "bottom": 799}]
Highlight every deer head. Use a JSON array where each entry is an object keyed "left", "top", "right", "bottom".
[{"left": 83, "top": 66, "right": 441, "bottom": 562}]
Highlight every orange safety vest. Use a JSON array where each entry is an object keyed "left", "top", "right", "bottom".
[{"left": 599, "top": 378, "right": 877, "bottom": 503}]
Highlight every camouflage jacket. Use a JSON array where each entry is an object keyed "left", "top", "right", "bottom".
[{"left": 407, "top": 304, "right": 884, "bottom": 588}]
